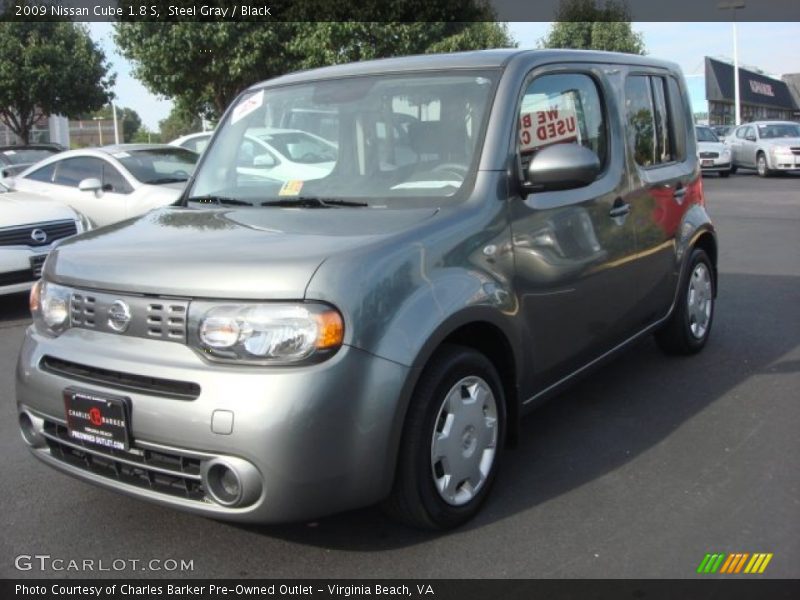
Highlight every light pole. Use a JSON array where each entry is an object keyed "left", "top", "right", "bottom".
[
  {"left": 112, "top": 102, "right": 120, "bottom": 144},
  {"left": 92, "top": 116, "right": 103, "bottom": 146},
  {"left": 718, "top": 0, "right": 745, "bottom": 126}
]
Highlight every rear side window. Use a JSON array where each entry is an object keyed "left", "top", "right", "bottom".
[
  {"left": 625, "top": 75, "right": 683, "bottom": 167},
  {"left": 25, "top": 162, "right": 56, "bottom": 183},
  {"left": 518, "top": 73, "right": 607, "bottom": 175}
]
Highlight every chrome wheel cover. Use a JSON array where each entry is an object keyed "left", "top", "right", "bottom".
[
  {"left": 430, "top": 376, "right": 498, "bottom": 506},
  {"left": 757, "top": 155, "right": 767, "bottom": 176},
  {"left": 687, "top": 263, "right": 713, "bottom": 339}
]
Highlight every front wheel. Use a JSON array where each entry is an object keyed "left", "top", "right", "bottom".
[
  {"left": 719, "top": 170, "right": 730, "bottom": 178},
  {"left": 655, "top": 248, "right": 715, "bottom": 355},
  {"left": 757, "top": 152, "right": 771, "bottom": 177},
  {"left": 384, "top": 345, "right": 506, "bottom": 530}
]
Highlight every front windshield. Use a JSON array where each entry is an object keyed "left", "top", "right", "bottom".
[
  {"left": 757, "top": 124, "right": 800, "bottom": 139},
  {"left": 188, "top": 71, "right": 499, "bottom": 207},
  {"left": 114, "top": 148, "right": 198, "bottom": 184},
  {"left": 696, "top": 127, "right": 719, "bottom": 143}
]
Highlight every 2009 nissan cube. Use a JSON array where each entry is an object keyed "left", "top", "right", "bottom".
[{"left": 17, "top": 50, "right": 717, "bottom": 530}]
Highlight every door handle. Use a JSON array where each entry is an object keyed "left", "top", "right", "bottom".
[{"left": 609, "top": 202, "right": 631, "bottom": 218}]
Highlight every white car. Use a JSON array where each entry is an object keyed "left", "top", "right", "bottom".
[
  {"left": 695, "top": 126, "right": 732, "bottom": 177},
  {"left": 171, "top": 128, "right": 337, "bottom": 181},
  {"left": 0, "top": 181, "right": 89, "bottom": 295},
  {"left": 8, "top": 145, "right": 199, "bottom": 227},
  {"left": 727, "top": 121, "right": 800, "bottom": 177}
]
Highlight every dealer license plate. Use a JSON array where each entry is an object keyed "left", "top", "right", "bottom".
[
  {"left": 702, "top": 159, "right": 714, "bottom": 167},
  {"left": 63, "top": 389, "right": 131, "bottom": 451}
]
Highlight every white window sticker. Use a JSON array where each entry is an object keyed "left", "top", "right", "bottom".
[
  {"left": 231, "top": 90, "right": 264, "bottom": 125},
  {"left": 3, "top": 150, "right": 16, "bottom": 155},
  {"left": 519, "top": 95, "right": 579, "bottom": 153},
  {"left": 112, "top": 152, "right": 131, "bottom": 159}
]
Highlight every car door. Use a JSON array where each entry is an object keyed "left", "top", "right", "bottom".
[
  {"left": 510, "top": 67, "right": 640, "bottom": 386},
  {"left": 621, "top": 72, "right": 696, "bottom": 326},
  {"left": 741, "top": 126, "right": 759, "bottom": 167}
]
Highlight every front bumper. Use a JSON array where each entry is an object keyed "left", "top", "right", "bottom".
[
  {"left": 769, "top": 153, "right": 800, "bottom": 170},
  {"left": 699, "top": 159, "right": 731, "bottom": 173},
  {"left": 16, "top": 326, "right": 410, "bottom": 523},
  {"left": 0, "top": 247, "right": 48, "bottom": 295}
]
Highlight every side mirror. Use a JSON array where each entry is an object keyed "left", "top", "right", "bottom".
[
  {"left": 253, "top": 153, "right": 277, "bottom": 168},
  {"left": 745, "top": 134, "right": 757, "bottom": 142},
  {"left": 522, "top": 144, "right": 601, "bottom": 194},
  {"left": 78, "top": 177, "right": 103, "bottom": 193}
]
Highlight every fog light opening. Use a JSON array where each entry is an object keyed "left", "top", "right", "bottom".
[
  {"left": 19, "top": 412, "right": 46, "bottom": 448},
  {"left": 206, "top": 462, "right": 242, "bottom": 506}
]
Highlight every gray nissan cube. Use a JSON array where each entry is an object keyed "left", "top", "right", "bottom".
[{"left": 17, "top": 49, "right": 717, "bottom": 530}]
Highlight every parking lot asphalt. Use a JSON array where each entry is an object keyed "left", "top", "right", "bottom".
[{"left": 0, "top": 171, "right": 798, "bottom": 579}]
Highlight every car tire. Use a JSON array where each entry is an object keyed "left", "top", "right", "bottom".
[
  {"left": 729, "top": 164, "right": 738, "bottom": 174},
  {"left": 383, "top": 344, "right": 506, "bottom": 530},
  {"left": 756, "top": 152, "right": 771, "bottom": 177},
  {"left": 656, "top": 248, "right": 715, "bottom": 355},
  {"left": 719, "top": 170, "right": 730, "bottom": 178}
]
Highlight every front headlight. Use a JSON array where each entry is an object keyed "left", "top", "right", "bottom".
[
  {"left": 721, "top": 146, "right": 731, "bottom": 156},
  {"left": 192, "top": 302, "right": 344, "bottom": 364},
  {"left": 30, "top": 280, "right": 71, "bottom": 336},
  {"left": 76, "top": 212, "right": 94, "bottom": 233},
  {"left": 770, "top": 145, "right": 792, "bottom": 156}
]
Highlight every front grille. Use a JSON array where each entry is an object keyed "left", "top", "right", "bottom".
[
  {"left": 699, "top": 151, "right": 719, "bottom": 159},
  {"left": 70, "top": 293, "right": 96, "bottom": 327},
  {"left": 40, "top": 356, "right": 201, "bottom": 401},
  {"left": 146, "top": 302, "right": 187, "bottom": 340},
  {"left": 0, "top": 220, "right": 77, "bottom": 247},
  {"left": 41, "top": 419, "right": 206, "bottom": 501},
  {"left": 67, "top": 288, "right": 190, "bottom": 344},
  {"left": 0, "top": 268, "right": 35, "bottom": 286}
]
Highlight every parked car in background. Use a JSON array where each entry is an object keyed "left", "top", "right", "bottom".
[
  {"left": 695, "top": 126, "right": 731, "bottom": 177},
  {"left": 17, "top": 49, "right": 717, "bottom": 530},
  {"left": 0, "top": 144, "right": 63, "bottom": 178},
  {"left": 8, "top": 145, "right": 198, "bottom": 227},
  {"left": 727, "top": 121, "right": 800, "bottom": 176},
  {"left": 171, "top": 128, "right": 337, "bottom": 181},
  {"left": 0, "top": 181, "right": 89, "bottom": 295},
  {"left": 169, "top": 132, "right": 213, "bottom": 154}
]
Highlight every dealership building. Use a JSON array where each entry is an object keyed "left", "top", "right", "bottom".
[{"left": 705, "top": 57, "right": 800, "bottom": 125}]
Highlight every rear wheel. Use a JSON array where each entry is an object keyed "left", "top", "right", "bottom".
[
  {"left": 384, "top": 344, "right": 506, "bottom": 530},
  {"left": 656, "top": 248, "right": 715, "bottom": 355}
]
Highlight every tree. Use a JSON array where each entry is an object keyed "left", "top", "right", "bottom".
[
  {"left": 114, "top": 1, "right": 514, "bottom": 122},
  {"left": 158, "top": 106, "right": 202, "bottom": 143},
  {"left": 0, "top": 22, "right": 114, "bottom": 143},
  {"left": 91, "top": 105, "right": 143, "bottom": 143},
  {"left": 539, "top": 0, "right": 645, "bottom": 55},
  {"left": 115, "top": 21, "right": 300, "bottom": 121},
  {"left": 291, "top": 22, "right": 514, "bottom": 70}
]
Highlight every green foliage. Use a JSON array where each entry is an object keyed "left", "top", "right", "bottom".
[
  {"left": 131, "top": 129, "right": 162, "bottom": 144},
  {"left": 539, "top": 0, "right": 646, "bottom": 55},
  {"left": 291, "top": 22, "right": 515, "bottom": 69},
  {"left": 114, "top": 1, "right": 514, "bottom": 122},
  {"left": 0, "top": 22, "right": 114, "bottom": 143},
  {"left": 91, "top": 105, "right": 143, "bottom": 143},
  {"left": 158, "top": 106, "right": 202, "bottom": 143}
]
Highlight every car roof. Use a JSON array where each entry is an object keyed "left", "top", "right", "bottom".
[{"left": 249, "top": 48, "right": 681, "bottom": 90}]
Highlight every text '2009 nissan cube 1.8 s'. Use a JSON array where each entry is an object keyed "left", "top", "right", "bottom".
[{"left": 18, "top": 50, "right": 717, "bottom": 530}]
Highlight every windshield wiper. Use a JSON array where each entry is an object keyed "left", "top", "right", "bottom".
[
  {"left": 185, "top": 195, "right": 255, "bottom": 207},
  {"left": 145, "top": 177, "right": 189, "bottom": 185},
  {"left": 260, "top": 197, "right": 368, "bottom": 208}
]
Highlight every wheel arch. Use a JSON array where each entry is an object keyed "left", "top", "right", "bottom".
[{"left": 381, "top": 311, "right": 523, "bottom": 496}]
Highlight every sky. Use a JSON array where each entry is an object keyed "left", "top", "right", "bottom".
[{"left": 88, "top": 22, "right": 800, "bottom": 132}]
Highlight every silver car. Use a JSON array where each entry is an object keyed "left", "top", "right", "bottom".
[
  {"left": 727, "top": 121, "right": 800, "bottom": 176},
  {"left": 17, "top": 50, "right": 717, "bottom": 530}
]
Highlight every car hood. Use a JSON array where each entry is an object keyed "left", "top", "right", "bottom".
[
  {"left": 0, "top": 191, "right": 78, "bottom": 227},
  {"left": 46, "top": 205, "right": 439, "bottom": 299},
  {"left": 697, "top": 141, "right": 728, "bottom": 153}
]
